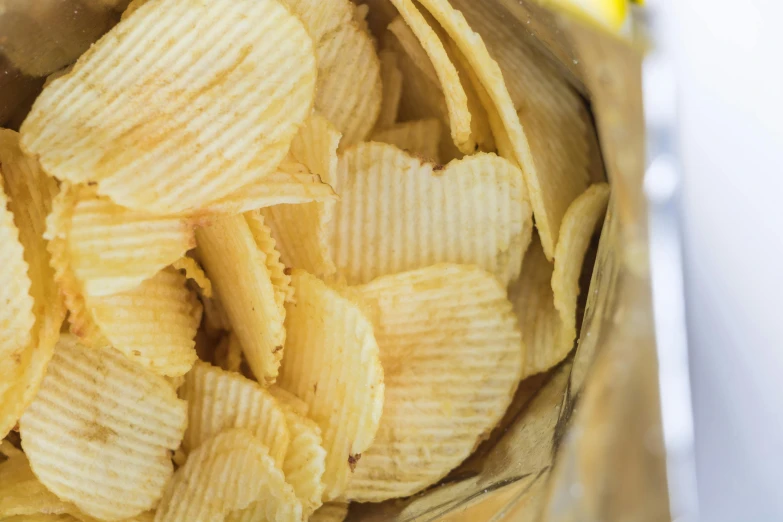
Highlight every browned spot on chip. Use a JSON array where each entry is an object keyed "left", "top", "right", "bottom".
[
  {"left": 273, "top": 345, "right": 283, "bottom": 353},
  {"left": 284, "top": 267, "right": 293, "bottom": 276},
  {"left": 348, "top": 453, "right": 361, "bottom": 472}
]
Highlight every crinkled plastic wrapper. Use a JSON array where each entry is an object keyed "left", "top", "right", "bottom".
[{"left": 0, "top": 0, "right": 669, "bottom": 520}]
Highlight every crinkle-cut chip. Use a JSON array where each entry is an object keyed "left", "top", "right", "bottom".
[
  {"left": 278, "top": 403, "right": 327, "bottom": 518},
  {"left": 19, "top": 335, "right": 187, "bottom": 520},
  {"left": 43, "top": 65, "right": 74, "bottom": 89},
  {"left": 213, "top": 334, "right": 243, "bottom": 373},
  {"left": 89, "top": 268, "right": 201, "bottom": 377},
  {"left": 376, "top": 49, "right": 403, "bottom": 129},
  {"left": 245, "top": 211, "right": 293, "bottom": 308},
  {"left": 0, "top": 129, "right": 65, "bottom": 439},
  {"left": 409, "top": 0, "right": 589, "bottom": 260},
  {"left": 278, "top": 270, "right": 384, "bottom": 500},
  {"left": 511, "top": 184, "right": 609, "bottom": 378},
  {"left": 181, "top": 361, "right": 290, "bottom": 468},
  {"left": 61, "top": 184, "right": 197, "bottom": 298},
  {"left": 330, "top": 142, "right": 532, "bottom": 286},
  {"left": 280, "top": 0, "right": 353, "bottom": 43},
  {"left": 385, "top": 7, "right": 474, "bottom": 153},
  {"left": 196, "top": 214, "right": 286, "bottom": 384},
  {"left": 3, "top": 515, "right": 79, "bottom": 522},
  {"left": 21, "top": 0, "right": 317, "bottom": 215},
  {"left": 310, "top": 502, "right": 350, "bottom": 522},
  {"left": 171, "top": 256, "right": 212, "bottom": 298},
  {"left": 353, "top": 2, "right": 370, "bottom": 32},
  {"left": 156, "top": 429, "right": 301, "bottom": 522},
  {"left": 371, "top": 118, "right": 442, "bottom": 162},
  {"left": 269, "top": 386, "right": 310, "bottom": 417},
  {"left": 262, "top": 113, "right": 341, "bottom": 277},
  {"left": 344, "top": 265, "right": 523, "bottom": 501}
]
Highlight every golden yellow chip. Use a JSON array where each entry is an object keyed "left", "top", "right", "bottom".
[
  {"left": 268, "top": 386, "right": 310, "bottom": 417},
  {"left": 156, "top": 429, "right": 301, "bottom": 522},
  {"left": 330, "top": 142, "right": 532, "bottom": 286},
  {"left": 511, "top": 183, "right": 609, "bottom": 378},
  {"left": 3, "top": 516, "right": 79, "bottom": 522},
  {"left": 343, "top": 264, "right": 523, "bottom": 501},
  {"left": 245, "top": 211, "right": 293, "bottom": 308},
  {"left": 213, "top": 333, "right": 244, "bottom": 373},
  {"left": 385, "top": 9, "right": 474, "bottom": 153},
  {"left": 309, "top": 502, "right": 350, "bottom": 522},
  {"left": 19, "top": 335, "right": 187, "bottom": 520},
  {"left": 172, "top": 256, "right": 212, "bottom": 298},
  {"left": 262, "top": 113, "right": 341, "bottom": 277},
  {"left": 371, "top": 118, "right": 442, "bottom": 162},
  {"left": 0, "top": 130, "right": 65, "bottom": 439},
  {"left": 196, "top": 213, "right": 287, "bottom": 384},
  {"left": 278, "top": 270, "right": 384, "bottom": 500},
  {"left": 21, "top": 0, "right": 317, "bottom": 214},
  {"left": 181, "top": 361, "right": 290, "bottom": 468},
  {"left": 89, "top": 267, "right": 201, "bottom": 377},
  {"left": 278, "top": 403, "right": 327, "bottom": 518},
  {"left": 376, "top": 49, "right": 404, "bottom": 129}
]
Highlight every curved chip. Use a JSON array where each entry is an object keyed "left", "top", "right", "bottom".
[
  {"left": 310, "top": 503, "right": 350, "bottom": 522},
  {"left": 245, "top": 211, "right": 293, "bottom": 307},
  {"left": 89, "top": 267, "right": 201, "bottom": 377},
  {"left": 511, "top": 183, "right": 610, "bottom": 378},
  {"left": 171, "top": 256, "right": 212, "bottom": 298},
  {"left": 330, "top": 142, "right": 532, "bottom": 286},
  {"left": 19, "top": 335, "right": 187, "bottom": 520},
  {"left": 371, "top": 118, "right": 442, "bottom": 162},
  {"left": 0, "top": 129, "right": 65, "bottom": 439},
  {"left": 181, "top": 361, "right": 290, "bottom": 468},
  {"left": 156, "top": 429, "right": 301, "bottom": 522},
  {"left": 21, "top": 0, "right": 317, "bottom": 214},
  {"left": 196, "top": 213, "right": 287, "bottom": 384},
  {"left": 262, "top": 113, "right": 341, "bottom": 276},
  {"left": 278, "top": 403, "right": 327, "bottom": 518},
  {"left": 375, "top": 49, "right": 404, "bottom": 129},
  {"left": 278, "top": 270, "right": 384, "bottom": 500},
  {"left": 343, "top": 264, "right": 523, "bottom": 501}
]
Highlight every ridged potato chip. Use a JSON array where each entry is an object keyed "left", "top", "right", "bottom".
[
  {"left": 245, "top": 211, "right": 293, "bottom": 307},
  {"left": 89, "top": 268, "right": 201, "bottom": 377},
  {"left": 0, "top": 130, "right": 65, "bottom": 439},
  {"left": 371, "top": 118, "right": 442, "bottom": 162},
  {"left": 310, "top": 502, "right": 350, "bottom": 522},
  {"left": 344, "top": 264, "right": 523, "bottom": 501},
  {"left": 181, "top": 361, "right": 290, "bottom": 468},
  {"left": 156, "top": 429, "right": 301, "bottom": 522},
  {"left": 385, "top": 8, "right": 474, "bottom": 153},
  {"left": 171, "top": 256, "right": 212, "bottom": 298},
  {"left": 21, "top": 0, "right": 317, "bottom": 214},
  {"left": 278, "top": 270, "right": 384, "bottom": 500},
  {"left": 511, "top": 183, "right": 609, "bottom": 378},
  {"left": 278, "top": 403, "right": 327, "bottom": 518},
  {"left": 269, "top": 386, "right": 310, "bottom": 417},
  {"left": 330, "top": 142, "right": 532, "bottom": 286},
  {"left": 196, "top": 213, "right": 287, "bottom": 384},
  {"left": 262, "top": 113, "right": 341, "bottom": 276},
  {"left": 376, "top": 49, "right": 404, "bottom": 129},
  {"left": 19, "top": 335, "right": 187, "bottom": 520}
]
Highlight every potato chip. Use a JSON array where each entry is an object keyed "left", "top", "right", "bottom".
[
  {"left": 171, "top": 256, "right": 212, "bottom": 298},
  {"left": 511, "top": 184, "right": 609, "bottom": 378},
  {"left": 262, "top": 113, "right": 341, "bottom": 277},
  {"left": 278, "top": 404, "right": 327, "bottom": 518},
  {"left": 268, "top": 386, "right": 310, "bottom": 417},
  {"left": 245, "top": 211, "right": 293, "bottom": 307},
  {"left": 200, "top": 294, "right": 232, "bottom": 339},
  {"left": 384, "top": 7, "right": 474, "bottom": 153},
  {"left": 376, "top": 49, "right": 404, "bottom": 129},
  {"left": 19, "top": 335, "right": 187, "bottom": 520},
  {"left": 181, "top": 361, "right": 290, "bottom": 468},
  {"left": 330, "top": 142, "right": 532, "bottom": 286},
  {"left": 353, "top": 2, "right": 371, "bottom": 33},
  {"left": 309, "top": 502, "right": 350, "bottom": 522},
  {"left": 278, "top": 270, "right": 384, "bottom": 500},
  {"left": 196, "top": 213, "right": 286, "bottom": 384},
  {"left": 3, "top": 516, "right": 79, "bottom": 522},
  {"left": 360, "top": 0, "right": 399, "bottom": 37},
  {"left": 0, "top": 130, "right": 65, "bottom": 439},
  {"left": 88, "top": 268, "right": 201, "bottom": 377},
  {"left": 371, "top": 118, "right": 442, "bottom": 162},
  {"left": 156, "top": 429, "right": 301, "bottom": 522},
  {"left": 213, "top": 334, "right": 244, "bottom": 373},
  {"left": 343, "top": 264, "right": 523, "bottom": 501},
  {"left": 21, "top": 0, "right": 317, "bottom": 214}
]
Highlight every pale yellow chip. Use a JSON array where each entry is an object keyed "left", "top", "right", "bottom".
[
  {"left": 278, "top": 403, "right": 327, "bottom": 518},
  {"left": 88, "top": 267, "right": 201, "bottom": 377},
  {"left": 385, "top": 9, "right": 474, "bottom": 153},
  {"left": 156, "top": 429, "right": 301, "bottom": 522},
  {"left": 181, "top": 361, "right": 290, "bottom": 468},
  {"left": 0, "top": 129, "right": 65, "bottom": 439},
  {"left": 262, "top": 113, "right": 341, "bottom": 277},
  {"left": 268, "top": 386, "right": 310, "bottom": 417},
  {"left": 213, "top": 333, "right": 244, "bottom": 373},
  {"left": 375, "top": 49, "right": 404, "bottom": 129},
  {"left": 21, "top": 0, "right": 317, "bottom": 214},
  {"left": 510, "top": 183, "right": 610, "bottom": 378},
  {"left": 245, "top": 211, "right": 293, "bottom": 308},
  {"left": 19, "top": 335, "right": 187, "bottom": 520},
  {"left": 196, "top": 213, "right": 287, "bottom": 384},
  {"left": 330, "top": 142, "right": 532, "bottom": 286},
  {"left": 278, "top": 270, "right": 384, "bottom": 500},
  {"left": 171, "top": 256, "right": 212, "bottom": 298},
  {"left": 343, "top": 264, "right": 523, "bottom": 501},
  {"left": 309, "top": 502, "right": 350, "bottom": 522},
  {"left": 371, "top": 118, "right": 442, "bottom": 162}
]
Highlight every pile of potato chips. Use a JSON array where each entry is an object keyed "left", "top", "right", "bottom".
[{"left": 0, "top": 0, "right": 608, "bottom": 520}]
